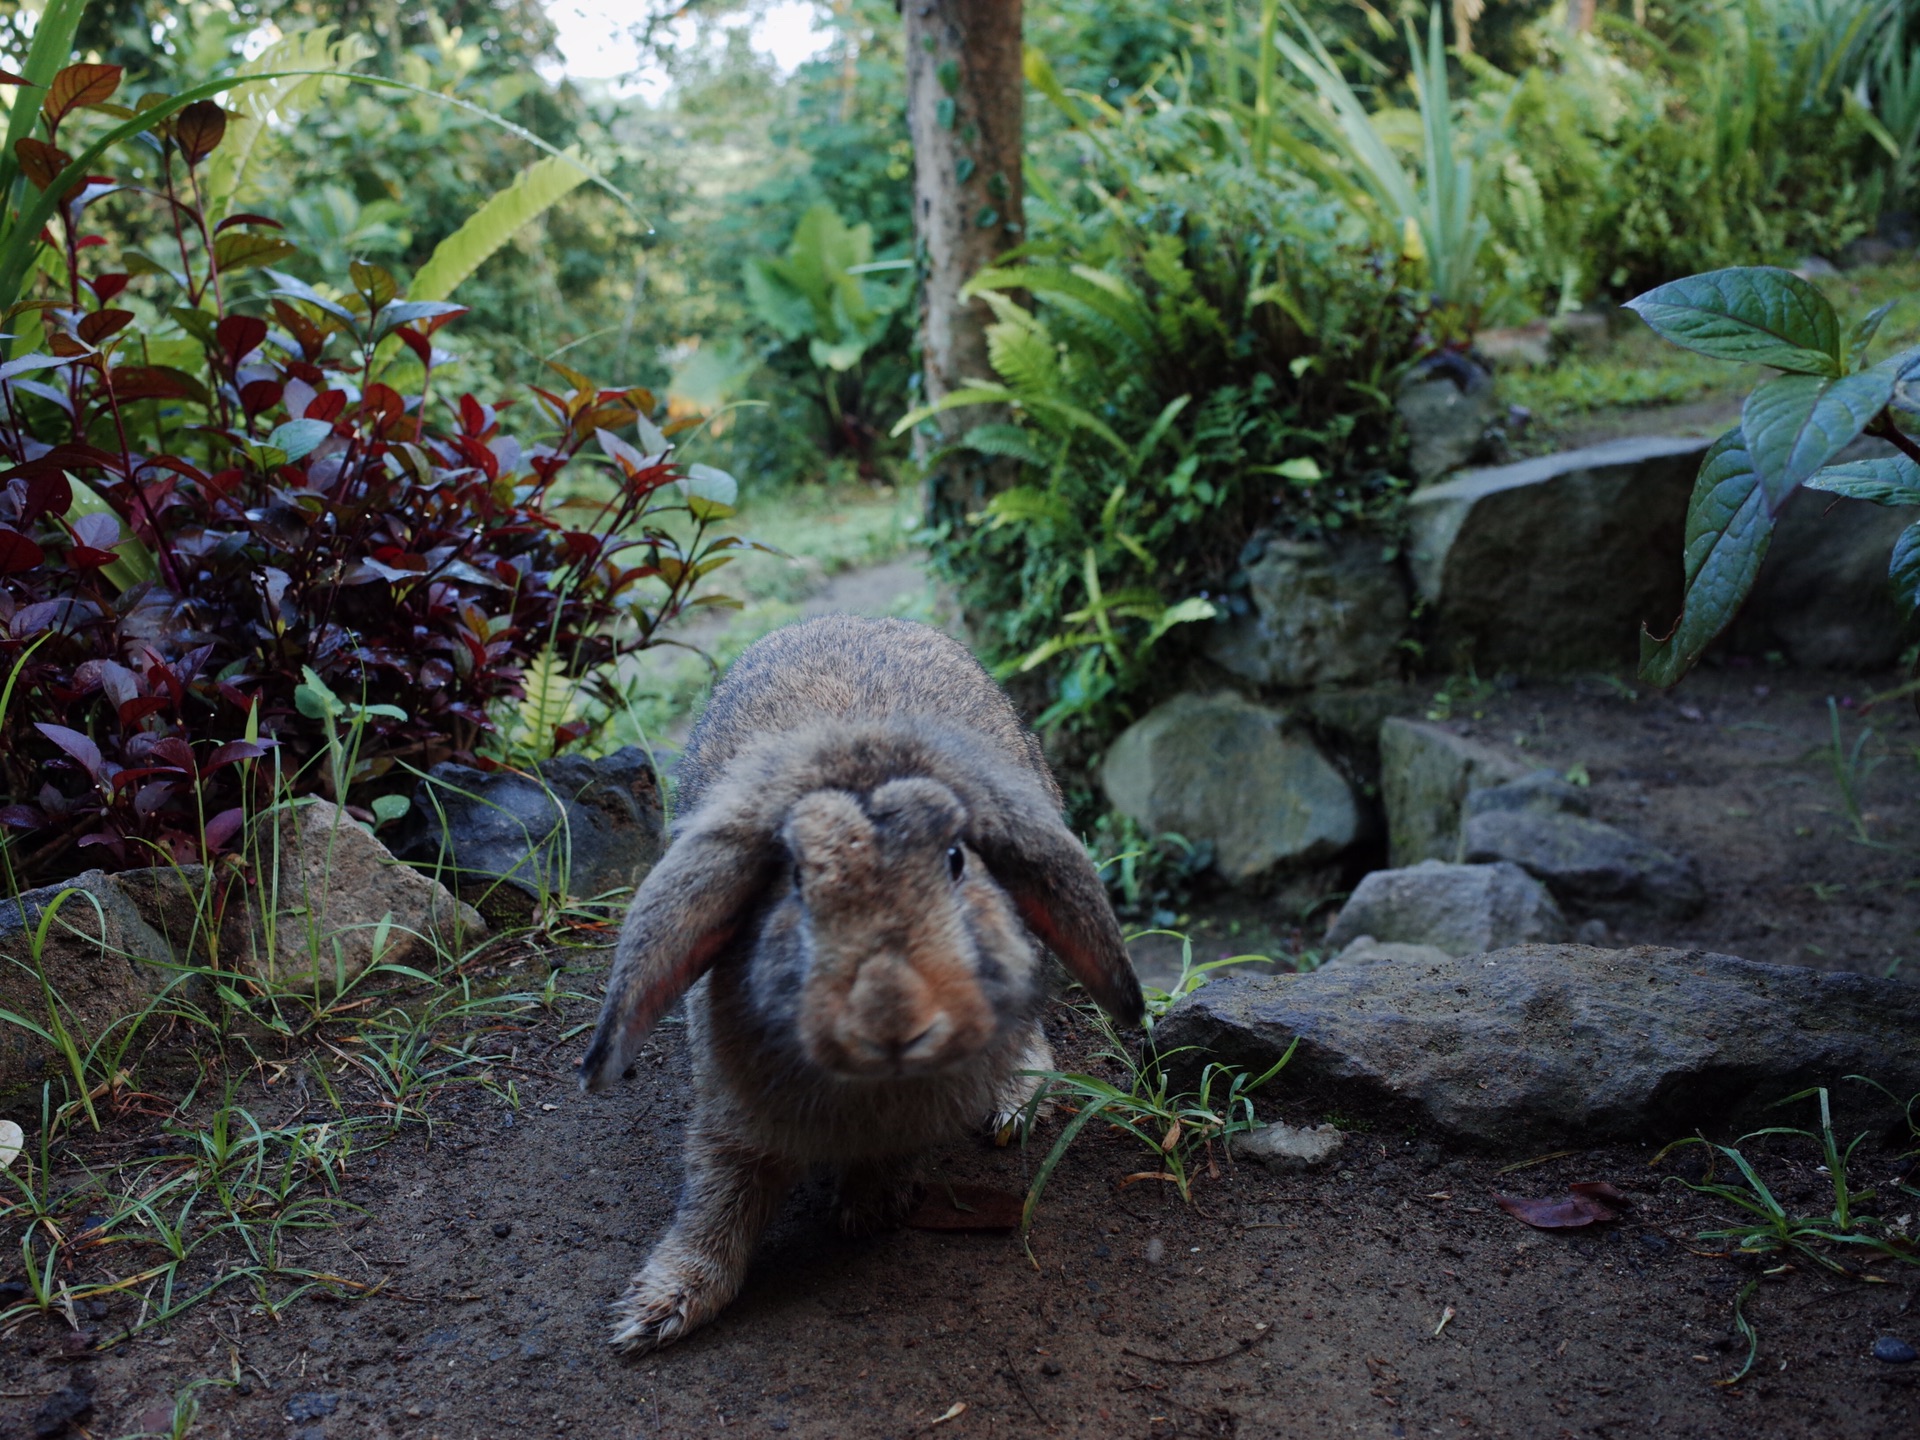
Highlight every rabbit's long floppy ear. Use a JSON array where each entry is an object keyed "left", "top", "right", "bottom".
[
  {"left": 578, "top": 823, "right": 770, "bottom": 1092},
  {"left": 972, "top": 800, "right": 1145, "bottom": 1028}
]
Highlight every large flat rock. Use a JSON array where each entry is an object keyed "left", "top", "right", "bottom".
[
  {"left": 1155, "top": 944, "right": 1920, "bottom": 1147},
  {"left": 1407, "top": 436, "right": 1708, "bottom": 671}
]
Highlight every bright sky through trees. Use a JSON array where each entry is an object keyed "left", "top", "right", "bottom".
[{"left": 542, "top": 0, "right": 833, "bottom": 96}]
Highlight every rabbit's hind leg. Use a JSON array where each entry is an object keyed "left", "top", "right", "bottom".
[
  {"left": 609, "top": 1129, "right": 796, "bottom": 1353},
  {"left": 985, "top": 1024, "right": 1054, "bottom": 1144}
]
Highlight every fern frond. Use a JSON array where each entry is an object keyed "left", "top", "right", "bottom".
[
  {"left": 409, "top": 150, "right": 596, "bottom": 302},
  {"left": 202, "top": 28, "right": 378, "bottom": 217},
  {"left": 960, "top": 423, "right": 1050, "bottom": 468},
  {"left": 515, "top": 645, "right": 577, "bottom": 746}
]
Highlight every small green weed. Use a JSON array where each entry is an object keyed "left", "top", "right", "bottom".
[
  {"left": 1654, "top": 1084, "right": 1919, "bottom": 1386},
  {"left": 1016, "top": 935, "right": 1292, "bottom": 1241}
]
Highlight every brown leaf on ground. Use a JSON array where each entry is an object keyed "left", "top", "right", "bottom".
[
  {"left": 905, "top": 1183, "right": 1023, "bottom": 1231},
  {"left": 1494, "top": 1183, "right": 1628, "bottom": 1229},
  {"left": 1568, "top": 1181, "right": 1634, "bottom": 1209}
]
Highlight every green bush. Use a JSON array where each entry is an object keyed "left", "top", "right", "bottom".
[{"left": 909, "top": 106, "right": 1423, "bottom": 744}]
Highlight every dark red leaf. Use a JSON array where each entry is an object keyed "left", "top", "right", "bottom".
[
  {"left": 73, "top": 234, "right": 106, "bottom": 250},
  {"left": 36, "top": 722, "right": 103, "bottom": 778},
  {"left": 214, "top": 313, "right": 267, "bottom": 370},
  {"left": 213, "top": 213, "right": 283, "bottom": 234},
  {"left": 117, "top": 696, "right": 170, "bottom": 726},
  {"left": 1494, "top": 1189, "right": 1625, "bottom": 1230},
  {"left": 1568, "top": 1181, "right": 1633, "bottom": 1209},
  {"left": 0, "top": 69, "right": 32, "bottom": 86},
  {"left": 203, "top": 740, "right": 268, "bottom": 772},
  {"left": 172, "top": 100, "right": 228, "bottom": 165},
  {"left": 0, "top": 526, "right": 42, "bottom": 573},
  {"left": 69, "top": 512, "right": 119, "bottom": 550},
  {"left": 394, "top": 325, "right": 431, "bottom": 364},
  {"left": 904, "top": 1184, "right": 1024, "bottom": 1231},
  {"left": 239, "top": 378, "right": 283, "bottom": 417},
  {"left": 88, "top": 273, "right": 130, "bottom": 304},
  {"left": 0, "top": 804, "right": 44, "bottom": 830},
  {"left": 42, "top": 64, "right": 121, "bottom": 127},
  {"left": 306, "top": 389, "right": 346, "bottom": 422},
  {"left": 76, "top": 309, "right": 132, "bottom": 346},
  {"left": 67, "top": 545, "right": 118, "bottom": 569},
  {"left": 203, "top": 807, "right": 246, "bottom": 851},
  {"left": 13, "top": 137, "right": 72, "bottom": 191}
]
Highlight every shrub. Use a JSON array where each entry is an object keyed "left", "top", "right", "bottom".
[
  {"left": 0, "top": 62, "right": 740, "bottom": 886},
  {"left": 906, "top": 107, "right": 1424, "bottom": 746}
]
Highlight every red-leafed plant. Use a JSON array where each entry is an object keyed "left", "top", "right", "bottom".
[{"left": 0, "top": 64, "right": 743, "bottom": 887}]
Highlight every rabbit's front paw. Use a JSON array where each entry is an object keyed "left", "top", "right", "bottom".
[{"left": 608, "top": 1257, "right": 725, "bottom": 1353}]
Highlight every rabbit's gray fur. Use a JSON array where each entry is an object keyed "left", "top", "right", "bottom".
[{"left": 579, "top": 616, "right": 1141, "bottom": 1353}]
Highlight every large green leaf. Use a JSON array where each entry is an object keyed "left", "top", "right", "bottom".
[
  {"left": 1803, "top": 454, "right": 1920, "bottom": 506},
  {"left": 1625, "top": 267, "right": 1841, "bottom": 376},
  {"left": 1739, "top": 365, "right": 1896, "bottom": 511},
  {"left": 1640, "top": 429, "right": 1777, "bottom": 688},
  {"left": 407, "top": 150, "right": 594, "bottom": 303},
  {"left": 1891, "top": 523, "right": 1920, "bottom": 616}
]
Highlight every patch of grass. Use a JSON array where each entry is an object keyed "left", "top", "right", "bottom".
[
  {"left": 1654, "top": 1084, "right": 1919, "bottom": 1386},
  {"left": 1016, "top": 934, "right": 1292, "bottom": 1240}
]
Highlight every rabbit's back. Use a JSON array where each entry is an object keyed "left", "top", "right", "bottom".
[{"left": 675, "top": 616, "right": 1053, "bottom": 814}]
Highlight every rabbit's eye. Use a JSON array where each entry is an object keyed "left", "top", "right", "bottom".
[{"left": 947, "top": 845, "right": 964, "bottom": 882}]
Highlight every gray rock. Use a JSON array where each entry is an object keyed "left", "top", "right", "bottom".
[
  {"left": 1230, "top": 1121, "right": 1345, "bottom": 1169},
  {"left": 0, "top": 871, "right": 172, "bottom": 1092},
  {"left": 1873, "top": 1336, "right": 1917, "bottom": 1364},
  {"left": 1792, "top": 255, "right": 1842, "bottom": 279},
  {"left": 1728, "top": 463, "right": 1918, "bottom": 669},
  {"left": 1378, "top": 718, "right": 1530, "bottom": 867},
  {"left": 1324, "top": 861, "right": 1569, "bottom": 957},
  {"left": 233, "top": 800, "right": 486, "bottom": 987},
  {"left": 1406, "top": 435, "right": 1710, "bottom": 671},
  {"left": 394, "top": 747, "right": 665, "bottom": 918},
  {"left": 114, "top": 864, "right": 213, "bottom": 962},
  {"left": 1840, "top": 236, "right": 1901, "bottom": 270},
  {"left": 1205, "top": 535, "right": 1408, "bottom": 691},
  {"left": 1325, "top": 937, "right": 1456, "bottom": 967},
  {"left": 1156, "top": 944, "right": 1920, "bottom": 1147},
  {"left": 1101, "top": 693, "right": 1359, "bottom": 882},
  {"left": 1474, "top": 323, "right": 1552, "bottom": 370},
  {"left": 1397, "top": 355, "right": 1504, "bottom": 483},
  {"left": 1462, "top": 808, "right": 1705, "bottom": 920},
  {"left": 1463, "top": 769, "right": 1590, "bottom": 818}
]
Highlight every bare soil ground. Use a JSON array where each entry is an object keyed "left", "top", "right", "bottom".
[{"left": 7, "top": 987, "right": 1916, "bottom": 1440}]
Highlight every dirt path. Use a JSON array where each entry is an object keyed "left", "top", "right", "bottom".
[{"left": 13, "top": 991, "right": 1916, "bottom": 1440}]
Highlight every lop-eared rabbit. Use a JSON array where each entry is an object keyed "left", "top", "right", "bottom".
[{"left": 579, "top": 615, "right": 1143, "bottom": 1351}]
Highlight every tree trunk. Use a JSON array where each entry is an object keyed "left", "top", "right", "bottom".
[{"left": 902, "top": 0, "right": 1025, "bottom": 531}]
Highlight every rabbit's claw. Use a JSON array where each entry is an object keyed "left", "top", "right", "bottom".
[{"left": 609, "top": 1260, "right": 716, "bottom": 1353}]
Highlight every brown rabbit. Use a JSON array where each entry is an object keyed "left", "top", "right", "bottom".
[{"left": 579, "top": 615, "right": 1142, "bottom": 1352}]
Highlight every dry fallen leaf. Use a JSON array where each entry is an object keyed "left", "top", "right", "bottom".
[
  {"left": 0, "top": 1119, "right": 21, "bottom": 1171},
  {"left": 1494, "top": 1181, "right": 1632, "bottom": 1229},
  {"left": 928, "top": 1401, "right": 967, "bottom": 1425},
  {"left": 905, "top": 1183, "right": 1023, "bottom": 1231}
]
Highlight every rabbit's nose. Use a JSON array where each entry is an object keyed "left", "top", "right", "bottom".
[{"left": 836, "top": 963, "right": 955, "bottom": 1072}]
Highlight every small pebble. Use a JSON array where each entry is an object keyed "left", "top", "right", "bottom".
[
  {"left": 1040, "top": 1360, "right": 1063, "bottom": 1377},
  {"left": 1144, "top": 1237, "right": 1164, "bottom": 1265},
  {"left": 1873, "top": 1336, "right": 1917, "bottom": 1364},
  {"left": 492, "top": 1221, "right": 513, "bottom": 1238}
]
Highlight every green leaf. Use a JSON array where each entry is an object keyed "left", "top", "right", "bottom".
[
  {"left": 982, "top": 485, "right": 1074, "bottom": 529},
  {"left": 211, "top": 230, "right": 297, "bottom": 274},
  {"left": 1891, "top": 522, "right": 1920, "bottom": 617},
  {"left": 1803, "top": 454, "right": 1920, "bottom": 506},
  {"left": 64, "top": 473, "right": 156, "bottom": 592},
  {"left": 681, "top": 463, "right": 738, "bottom": 509},
  {"left": 1846, "top": 300, "right": 1898, "bottom": 371},
  {"left": 1625, "top": 267, "right": 1841, "bottom": 376},
  {"left": 1740, "top": 365, "right": 1896, "bottom": 511},
  {"left": 1144, "top": 597, "right": 1218, "bottom": 646},
  {"left": 267, "top": 418, "right": 332, "bottom": 463},
  {"left": 371, "top": 794, "right": 410, "bottom": 826},
  {"left": 407, "top": 150, "right": 594, "bottom": 303},
  {"left": 1640, "top": 429, "right": 1776, "bottom": 687}
]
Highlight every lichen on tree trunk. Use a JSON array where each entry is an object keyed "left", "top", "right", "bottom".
[{"left": 903, "top": 0, "right": 1026, "bottom": 535}]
